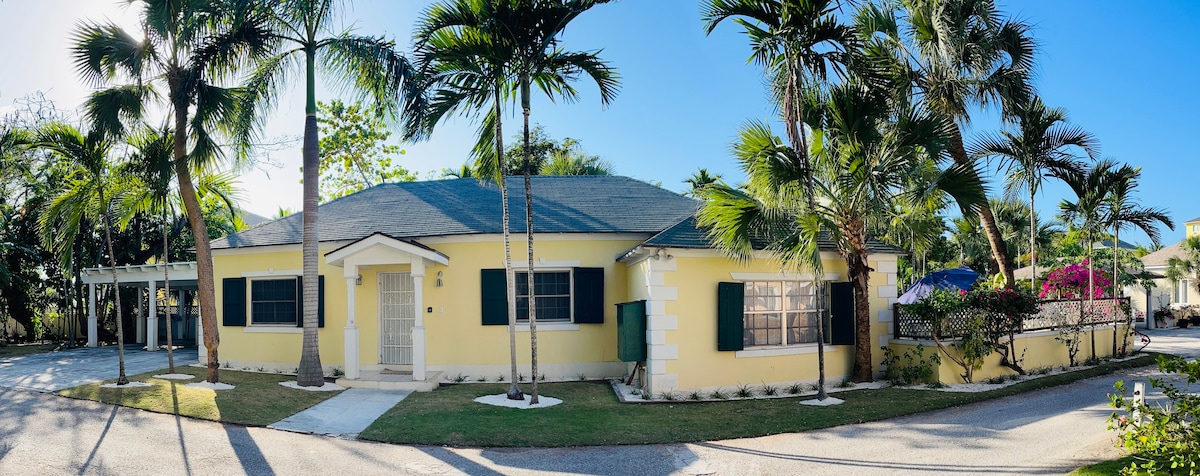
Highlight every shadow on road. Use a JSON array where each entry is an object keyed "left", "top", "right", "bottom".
[{"left": 695, "top": 442, "right": 1067, "bottom": 474}]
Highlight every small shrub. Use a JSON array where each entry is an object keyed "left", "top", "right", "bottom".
[
  {"left": 538, "top": 373, "right": 546, "bottom": 382},
  {"left": 257, "top": 366, "right": 265, "bottom": 372},
  {"left": 476, "top": 376, "right": 487, "bottom": 382},
  {"left": 761, "top": 383, "right": 778, "bottom": 396},
  {"left": 332, "top": 367, "right": 344, "bottom": 377},
  {"left": 453, "top": 374, "right": 467, "bottom": 383},
  {"left": 576, "top": 373, "right": 588, "bottom": 381},
  {"left": 786, "top": 383, "right": 804, "bottom": 395},
  {"left": 709, "top": 388, "right": 728, "bottom": 400},
  {"left": 630, "top": 389, "right": 641, "bottom": 396},
  {"left": 497, "top": 374, "right": 506, "bottom": 383},
  {"left": 925, "top": 381, "right": 946, "bottom": 389},
  {"left": 808, "top": 382, "right": 821, "bottom": 392},
  {"left": 222, "top": 361, "right": 231, "bottom": 369},
  {"left": 518, "top": 373, "right": 526, "bottom": 382},
  {"left": 985, "top": 376, "right": 1006, "bottom": 384},
  {"left": 735, "top": 384, "right": 754, "bottom": 398},
  {"left": 837, "top": 377, "right": 854, "bottom": 388},
  {"left": 1108, "top": 356, "right": 1200, "bottom": 474},
  {"left": 687, "top": 391, "right": 703, "bottom": 401},
  {"left": 881, "top": 344, "right": 941, "bottom": 386},
  {"left": 659, "top": 391, "right": 677, "bottom": 401}
]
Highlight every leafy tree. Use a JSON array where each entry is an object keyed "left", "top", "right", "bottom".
[
  {"left": 872, "top": 0, "right": 1039, "bottom": 287},
  {"left": 1109, "top": 356, "right": 1200, "bottom": 475},
  {"left": 242, "top": 0, "right": 416, "bottom": 387},
  {"left": 683, "top": 168, "right": 723, "bottom": 198},
  {"left": 1103, "top": 164, "right": 1171, "bottom": 353},
  {"left": 34, "top": 123, "right": 132, "bottom": 384},
  {"left": 314, "top": 100, "right": 415, "bottom": 201},
  {"left": 72, "top": 0, "right": 273, "bottom": 383},
  {"left": 540, "top": 143, "right": 613, "bottom": 176},
  {"left": 970, "top": 96, "right": 1095, "bottom": 292},
  {"left": 1059, "top": 160, "right": 1118, "bottom": 361}
]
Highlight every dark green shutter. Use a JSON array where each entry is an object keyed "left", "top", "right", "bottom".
[
  {"left": 222, "top": 277, "right": 246, "bottom": 327},
  {"left": 573, "top": 267, "right": 605, "bottom": 324},
  {"left": 829, "top": 282, "right": 855, "bottom": 345},
  {"left": 295, "top": 276, "right": 326, "bottom": 328},
  {"left": 617, "top": 300, "right": 647, "bottom": 362},
  {"left": 481, "top": 269, "right": 508, "bottom": 325},
  {"left": 717, "top": 282, "right": 744, "bottom": 351}
]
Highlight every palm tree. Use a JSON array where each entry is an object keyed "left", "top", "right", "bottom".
[
  {"left": 878, "top": 0, "right": 1038, "bottom": 287},
  {"left": 440, "top": 163, "right": 478, "bottom": 179},
  {"left": 239, "top": 0, "right": 416, "bottom": 387},
  {"left": 35, "top": 123, "right": 131, "bottom": 384},
  {"left": 1103, "top": 164, "right": 1172, "bottom": 352},
  {"left": 412, "top": 0, "right": 524, "bottom": 400},
  {"left": 1058, "top": 159, "right": 1118, "bottom": 361},
  {"left": 683, "top": 169, "right": 723, "bottom": 198},
  {"left": 699, "top": 81, "right": 985, "bottom": 385},
  {"left": 72, "top": 0, "right": 272, "bottom": 383},
  {"left": 702, "top": 0, "right": 857, "bottom": 200},
  {"left": 971, "top": 97, "right": 1095, "bottom": 292},
  {"left": 540, "top": 146, "right": 614, "bottom": 176}
]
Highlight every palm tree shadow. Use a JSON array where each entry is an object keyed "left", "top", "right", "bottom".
[
  {"left": 170, "top": 382, "right": 193, "bottom": 476},
  {"left": 222, "top": 426, "right": 275, "bottom": 476},
  {"left": 77, "top": 405, "right": 118, "bottom": 475}
]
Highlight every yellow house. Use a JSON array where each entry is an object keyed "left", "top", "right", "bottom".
[
  {"left": 207, "top": 176, "right": 905, "bottom": 393},
  {"left": 1132, "top": 215, "right": 1200, "bottom": 325}
]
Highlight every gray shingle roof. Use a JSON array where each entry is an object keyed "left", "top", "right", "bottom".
[
  {"left": 1142, "top": 240, "right": 1187, "bottom": 268},
  {"left": 212, "top": 176, "right": 700, "bottom": 249},
  {"left": 637, "top": 216, "right": 909, "bottom": 255}
]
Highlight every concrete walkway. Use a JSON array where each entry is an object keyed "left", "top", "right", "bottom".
[
  {"left": 268, "top": 388, "right": 412, "bottom": 439},
  {"left": 0, "top": 345, "right": 198, "bottom": 392}
]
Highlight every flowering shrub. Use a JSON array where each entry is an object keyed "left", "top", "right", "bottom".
[{"left": 1040, "top": 260, "right": 1113, "bottom": 299}]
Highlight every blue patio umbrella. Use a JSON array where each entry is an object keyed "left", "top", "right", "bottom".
[{"left": 897, "top": 267, "right": 980, "bottom": 304}]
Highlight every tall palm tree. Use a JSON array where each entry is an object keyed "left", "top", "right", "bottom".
[
  {"left": 238, "top": 0, "right": 416, "bottom": 387},
  {"left": 504, "top": 0, "right": 620, "bottom": 404},
  {"left": 412, "top": 0, "right": 524, "bottom": 400},
  {"left": 1059, "top": 159, "right": 1118, "bottom": 361},
  {"left": 72, "top": 0, "right": 272, "bottom": 383},
  {"left": 440, "top": 163, "right": 478, "bottom": 179},
  {"left": 540, "top": 145, "right": 613, "bottom": 176},
  {"left": 971, "top": 96, "right": 1095, "bottom": 292},
  {"left": 1103, "top": 164, "right": 1172, "bottom": 352},
  {"left": 35, "top": 123, "right": 132, "bottom": 385},
  {"left": 702, "top": 0, "right": 857, "bottom": 200},
  {"left": 877, "top": 0, "right": 1038, "bottom": 287},
  {"left": 699, "top": 81, "right": 985, "bottom": 385}
]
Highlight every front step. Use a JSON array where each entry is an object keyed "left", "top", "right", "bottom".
[{"left": 336, "top": 370, "right": 443, "bottom": 392}]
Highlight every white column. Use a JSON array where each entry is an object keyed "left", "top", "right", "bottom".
[
  {"left": 1146, "top": 286, "right": 1155, "bottom": 330},
  {"left": 176, "top": 290, "right": 185, "bottom": 347},
  {"left": 412, "top": 259, "right": 427, "bottom": 382},
  {"left": 136, "top": 288, "right": 145, "bottom": 345},
  {"left": 147, "top": 280, "right": 158, "bottom": 351},
  {"left": 344, "top": 266, "right": 360, "bottom": 380},
  {"left": 87, "top": 283, "right": 98, "bottom": 348},
  {"left": 196, "top": 293, "right": 206, "bottom": 362}
]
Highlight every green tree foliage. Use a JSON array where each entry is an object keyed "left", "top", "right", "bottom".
[
  {"left": 314, "top": 100, "right": 415, "bottom": 201},
  {"left": 906, "top": 288, "right": 990, "bottom": 383},
  {"left": 1109, "top": 356, "right": 1200, "bottom": 475}
]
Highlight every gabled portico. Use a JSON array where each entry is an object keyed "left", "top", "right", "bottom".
[{"left": 325, "top": 233, "right": 449, "bottom": 384}]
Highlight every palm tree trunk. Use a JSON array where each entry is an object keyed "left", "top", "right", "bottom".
[
  {"left": 497, "top": 84, "right": 522, "bottom": 401},
  {"left": 99, "top": 186, "right": 128, "bottom": 385},
  {"left": 297, "top": 48, "right": 323, "bottom": 387},
  {"left": 1087, "top": 238, "right": 1096, "bottom": 361},
  {"left": 1030, "top": 187, "right": 1037, "bottom": 293},
  {"left": 1112, "top": 227, "right": 1120, "bottom": 356},
  {"left": 844, "top": 226, "right": 874, "bottom": 382},
  {"left": 815, "top": 280, "right": 827, "bottom": 400},
  {"left": 949, "top": 127, "right": 1014, "bottom": 287},
  {"left": 172, "top": 91, "right": 219, "bottom": 383},
  {"left": 163, "top": 208, "right": 174, "bottom": 373},
  {"left": 521, "top": 79, "right": 540, "bottom": 405}
]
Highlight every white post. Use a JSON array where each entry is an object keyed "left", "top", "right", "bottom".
[
  {"left": 412, "top": 260, "right": 426, "bottom": 382},
  {"left": 87, "top": 283, "right": 98, "bottom": 348},
  {"left": 176, "top": 290, "right": 185, "bottom": 346},
  {"left": 136, "top": 288, "right": 145, "bottom": 345},
  {"left": 196, "top": 292, "right": 206, "bottom": 362},
  {"left": 147, "top": 280, "right": 158, "bottom": 351},
  {"left": 1146, "top": 287, "right": 1155, "bottom": 330},
  {"left": 344, "top": 264, "right": 360, "bottom": 380}
]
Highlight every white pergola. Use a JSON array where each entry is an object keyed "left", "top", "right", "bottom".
[{"left": 80, "top": 262, "right": 199, "bottom": 349}]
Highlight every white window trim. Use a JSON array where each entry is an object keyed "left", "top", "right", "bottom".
[
  {"left": 735, "top": 343, "right": 838, "bottom": 359},
  {"left": 242, "top": 326, "right": 303, "bottom": 334},
  {"left": 514, "top": 268, "right": 575, "bottom": 324},
  {"left": 247, "top": 275, "right": 301, "bottom": 327}
]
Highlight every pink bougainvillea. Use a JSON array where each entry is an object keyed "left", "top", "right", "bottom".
[{"left": 1040, "top": 260, "right": 1112, "bottom": 299}]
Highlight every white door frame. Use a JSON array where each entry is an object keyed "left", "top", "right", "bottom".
[{"left": 378, "top": 272, "right": 415, "bottom": 368}]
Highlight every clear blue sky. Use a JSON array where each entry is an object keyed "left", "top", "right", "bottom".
[{"left": 1, "top": 0, "right": 1197, "bottom": 247}]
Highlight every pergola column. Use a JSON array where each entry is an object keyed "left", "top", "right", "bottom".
[
  {"left": 412, "top": 259, "right": 426, "bottom": 382},
  {"left": 136, "top": 289, "right": 145, "bottom": 345},
  {"left": 147, "top": 280, "right": 158, "bottom": 351},
  {"left": 343, "top": 263, "right": 360, "bottom": 380},
  {"left": 87, "top": 283, "right": 97, "bottom": 348}
]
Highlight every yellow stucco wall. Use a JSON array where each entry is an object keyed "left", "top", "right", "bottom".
[
  {"left": 658, "top": 254, "right": 898, "bottom": 391},
  {"left": 212, "top": 237, "right": 640, "bottom": 375},
  {"left": 888, "top": 324, "right": 1131, "bottom": 384}
]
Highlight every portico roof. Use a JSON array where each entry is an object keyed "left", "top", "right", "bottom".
[
  {"left": 325, "top": 232, "right": 450, "bottom": 268},
  {"left": 80, "top": 262, "right": 199, "bottom": 289}
]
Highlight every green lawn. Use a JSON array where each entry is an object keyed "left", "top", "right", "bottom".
[
  {"left": 360, "top": 354, "right": 1156, "bottom": 447},
  {"left": 1070, "top": 455, "right": 1140, "bottom": 475},
  {"left": 0, "top": 343, "right": 59, "bottom": 358},
  {"left": 58, "top": 367, "right": 343, "bottom": 426}
]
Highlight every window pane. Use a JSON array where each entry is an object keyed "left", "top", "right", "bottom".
[
  {"left": 787, "top": 311, "right": 819, "bottom": 344},
  {"left": 516, "top": 271, "right": 572, "bottom": 322},
  {"left": 251, "top": 278, "right": 297, "bottom": 324}
]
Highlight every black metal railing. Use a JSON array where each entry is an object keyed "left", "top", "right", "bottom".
[{"left": 893, "top": 297, "right": 1131, "bottom": 340}]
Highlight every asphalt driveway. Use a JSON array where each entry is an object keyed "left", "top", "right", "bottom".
[{"left": 0, "top": 345, "right": 198, "bottom": 392}]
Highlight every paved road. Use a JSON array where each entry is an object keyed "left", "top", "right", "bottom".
[
  {"left": 0, "top": 330, "right": 1194, "bottom": 475},
  {"left": 0, "top": 346, "right": 198, "bottom": 392}
]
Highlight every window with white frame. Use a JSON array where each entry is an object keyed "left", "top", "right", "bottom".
[
  {"left": 1176, "top": 279, "right": 1191, "bottom": 304},
  {"left": 1192, "top": 224, "right": 1200, "bottom": 234},
  {"left": 250, "top": 278, "right": 298, "bottom": 325},
  {"left": 742, "top": 281, "right": 823, "bottom": 347},
  {"left": 515, "top": 271, "right": 572, "bottom": 322}
]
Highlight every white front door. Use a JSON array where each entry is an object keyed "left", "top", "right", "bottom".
[{"left": 379, "top": 272, "right": 415, "bottom": 366}]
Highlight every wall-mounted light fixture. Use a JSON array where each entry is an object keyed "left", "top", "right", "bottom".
[
  {"left": 355, "top": 274, "right": 363, "bottom": 286},
  {"left": 436, "top": 270, "right": 444, "bottom": 287},
  {"left": 652, "top": 248, "right": 673, "bottom": 261}
]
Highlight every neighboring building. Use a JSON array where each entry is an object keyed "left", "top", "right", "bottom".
[
  {"left": 201, "top": 176, "right": 905, "bottom": 394},
  {"left": 1132, "top": 215, "right": 1200, "bottom": 324}
]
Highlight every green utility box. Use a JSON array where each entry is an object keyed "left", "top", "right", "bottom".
[{"left": 616, "top": 300, "right": 647, "bottom": 362}]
